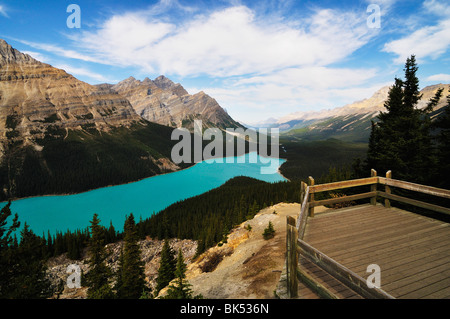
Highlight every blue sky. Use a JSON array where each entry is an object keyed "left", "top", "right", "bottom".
[{"left": 1, "top": 0, "right": 449, "bottom": 124}]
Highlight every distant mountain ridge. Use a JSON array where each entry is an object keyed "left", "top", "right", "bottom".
[
  {"left": 108, "top": 75, "right": 243, "bottom": 131},
  {"left": 277, "top": 84, "right": 450, "bottom": 142}
]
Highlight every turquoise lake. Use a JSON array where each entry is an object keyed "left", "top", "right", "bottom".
[{"left": 2, "top": 153, "right": 287, "bottom": 236}]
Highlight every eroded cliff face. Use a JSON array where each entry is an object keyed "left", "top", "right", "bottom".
[
  {"left": 111, "top": 75, "right": 242, "bottom": 131},
  {"left": 0, "top": 39, "right": 143, "bottom": 148}
]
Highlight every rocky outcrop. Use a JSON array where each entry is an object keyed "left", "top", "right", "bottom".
[
  {"left": 46, "top": 238, "right": 198, "bottom": 299},
  {"left": 0, "top": 39, "right": 143, "bottom": 147},
  {"left": 110, "top": 76, "right": 242, "bottom": 131}
]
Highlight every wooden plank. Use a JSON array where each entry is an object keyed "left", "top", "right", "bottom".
[
  {"left": 399, "top": 277, "right": 450, "bottom": 299},
  {"left": 389, "top": 268, "right": 450, "bottom": 298},
  {"left": 296, "top": 267, "right": 339, "bottom": 299},
  {"left": 300, "top": 257, "right": 353, "bottom": 293},
  {"left": 420, "top": 285, "right": 450, "bottom": 299},
  {"left": 309, "top": 177, "right": 378, "bottom": 193},
  {"left": 310, "top": 191, "right": 376, "bottom": 207},
  {"left": 331, "top": 228, "right": 450, "bottom": 272},
  {"left": 299, "top": 255, "right": 362, "bottom": 299},
  {"left": 378, "top": 177, "right": 450, "bottom": 199},
  {"left": 378, "top": 191, "right": 450, "bottom": 215},
  {"left": 307, "top": 212, "right": 436, "bottom": 249},
  {"left": 322, "top": 221, "right": 447, "bottom": 260},
  {"left": 297, "top": 239, "right": 395, "bottom": 299},
  {"left": 383, "top": 262, "right": 450, "bottom": 292},
  {"left": 300, "top": 203, "right": 450, "bottom": 299},
  {"left": 304, "top": 212, "right": 416, "bottom": 245},
  {"left": 348, "top": 240, "right": 450, "bottom": 277},
  {"left": 305, "top": 205, "right": 389, "bottom": 228},
  {"left": 311, "top": 214, "right": 448, "bottom": 261}
]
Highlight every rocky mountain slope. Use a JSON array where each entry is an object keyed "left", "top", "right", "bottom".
[
  {"left": 0, "top": 39, "right": 187, "bottom": 200},
  {"left": 108, "top": 76, "right": 243, "bottom": 131},
  {"left": 280, "top": 84, "right": 450, "bottom": 142},
  {"left": 46, "top": 203, "right": 300, "bottom": 299},
  {"left": 0, "top": 39, "right": 143, "bottom": 148}
]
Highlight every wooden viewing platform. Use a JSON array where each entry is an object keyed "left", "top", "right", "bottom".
[{"left": 281, "top": 170, "right": 450, "bottom": 299}]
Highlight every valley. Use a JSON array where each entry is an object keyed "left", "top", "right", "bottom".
[{"left": 1, "top": 37, "right": 449, "bottom": 301}]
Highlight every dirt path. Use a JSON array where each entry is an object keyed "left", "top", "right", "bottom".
[{"left": 186, "top": 203, "right": 300, "bottom": 299}]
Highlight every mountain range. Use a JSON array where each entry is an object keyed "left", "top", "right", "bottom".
[
  {"left": 103, "top": 76, "right": 242, "bottom": 131},
  {"left": 271, "top": 84, "right": 449, "bottom": 143},
  {"left": 0, "top": 39, "right": 246, "bottom": 200},
  {"left": 1, "top": 38, "right": 449, "bottom": 199},
  {"left": 0, "top": 39, "right": 142, "bottom": 147}
]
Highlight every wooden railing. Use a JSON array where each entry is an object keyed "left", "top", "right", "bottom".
[{"left": 286, "top": 169, "right": 450, "bottom": 299}]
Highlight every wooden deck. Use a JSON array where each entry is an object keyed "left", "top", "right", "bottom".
[{"left": 300, "top": 203, "right": 450, "bottom": 299}]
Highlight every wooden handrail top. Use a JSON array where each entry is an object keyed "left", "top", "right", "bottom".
[
  {"left": 309, "top": 176, "right": 450, "bottom": 199},
  {"left": 378, "top": 177, "right": 450, "bottom": 199},
  {"left": 309, "top": 177, "right": 378, "bottom": 194}
]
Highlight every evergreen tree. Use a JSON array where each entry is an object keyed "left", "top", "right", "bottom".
[
  {"left": 163, "top": 249, "right": 200, "bottom": 299},
  {"left": 85, "top": 213, "right": 114, "bottom": 299},
  {"left": 0, "top": 202, "right": 20, "bottom": 298},
  {"left": 115, "top": 213, "right": 147, "bottom": 299},
  {"left": 155, "top": 238, "right": 177, "bottom": 295},
  {"left": 262, "top": 221, "right": 275, "bottom": 240},
  {"left": 106, "top": 221, "right": 117, "bottom": 243},
  {"left": 8, "top": 223, "right": 51, "bottom": 299},
  {"left": 366, "top": 56, "right": 438, "bottom": 184},
  {"left": 434, "top": 89, "right": 450, "bottom": 188}
]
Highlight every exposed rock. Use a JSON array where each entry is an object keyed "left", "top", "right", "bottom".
[
  {"left": 0, "top": 39, "right": 143, "bottom": 147},
  {"left": 110, "top": 76, "right": 243, "bottom": 131},
  {"left": 45, "top": 238, "right": 197, "bottom": 299}
]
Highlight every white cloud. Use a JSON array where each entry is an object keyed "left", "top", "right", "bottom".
[
  {"left": 423, "top": 0, "right": 450, "bottom": 17},
  {"left": 383, "top": 1, "right": 450, "bottom": 64},
  {"left": 383, "top": 19, "right": 450, "bottom": 63},
  {"left": 425, "top": 73, "right": 450, "bottom": 83},
  {"left": 54, "top": 64, "right": 114, "bottom": 83},
  {"left": 71, "top": 5, "right": 373, "bottom": 77},
  {"left": 20, "top": 51, "right": 47, "bottom": 62},
  {"left": 67, "top": 3, "right": 377, "bottom": 123},
  {"left": 0, "top": 4, "right": 8, "bottom": 17},
  {"left": 11, "top": 2, "right": 384, "bottom": 122},
  {"left": 193, "top": 68, "right": 383, "bottom": 123},
  {"left": 15, "top": 39, "right": 107, "bottom": 64},
  {"left": 235, "top": 67, "right": 378, "bottom": 89}
]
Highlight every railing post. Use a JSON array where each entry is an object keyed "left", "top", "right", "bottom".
[
  {"left": 385, "top": 170, "right": 392, "bottom": 208},
  {"left": 286, "top": 216, "right": 298, "bottom": 298},
  {"left": 371, "top": 169, "right": 377, "bottom": 205},
  {"left": 300, "top": 181, "right": 307, "bottom": 204},
  {"left": 308, "top": 176, "right": 315, "bottom": 217}
]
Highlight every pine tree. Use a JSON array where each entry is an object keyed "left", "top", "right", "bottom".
[
  {"left": 163, "top": 249, "right": 200, "bottom": 299},
  {"left": 262, "top": 221, "right": 275, "bottom": 240},
  {"left": 0, "top": 202, "right": 20, "bottom": 298},
  {"left": 85, "top": 213, "right": 114, "bottom": 299},
  {"left": 434, "top": 89, "right": 450, "bottom": 188},
  {"left": 8, "top": 223, "right": 51, "bottom": 299},
  {"left": 366, "top": 56, "right": 438, "bottom": 184},
  {"left": 155, "top": 238, "right": 177, "bottom": 295},
  {"left": 115, "top": 213, "right": 147, "bottom": 299}
]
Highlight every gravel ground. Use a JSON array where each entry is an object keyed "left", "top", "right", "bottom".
[{"left": 185, "top": 203, "right": 300, "bottom": 299}]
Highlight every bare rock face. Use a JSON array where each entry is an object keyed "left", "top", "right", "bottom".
[
  {"left": 46, "top": 238, "right": 198, "bottom": 299},
  {"left": 111, "top": 75, "right": 242, "bottom": 131},
  {"left": 0, "top": 39, "right": 143, "bottom": 146}
]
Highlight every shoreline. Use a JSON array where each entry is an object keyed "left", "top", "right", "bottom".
[{"left": 2, "top": 152, "right": 289, "bottom": 204}]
